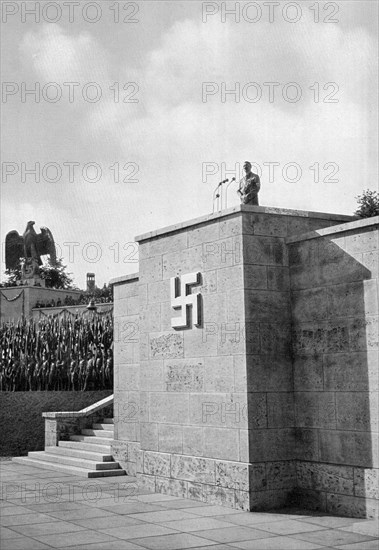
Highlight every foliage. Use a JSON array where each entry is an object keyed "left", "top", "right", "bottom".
[
  {"left": 2, "top": 259, "right": 22, "bottom": 287},
  {"left": 86, "top": 283, "right": 113, "bottom": 302},
  {"left": 40, "top": 258, "right": 76, "bottom": 289},
  {"left": 1, "top": 258, "right": 76, "bottom": 289},
  {"left": 355, "top": 189, "right": 379, "bottom": 218}
]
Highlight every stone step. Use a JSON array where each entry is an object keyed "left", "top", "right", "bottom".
[
  {"left": 28, "top": 451, "right": 120, "bottom": 470},
  {"left": 46, "top": 446, "right": 113, "bottom": 462},
  {"left": 12, "top": 457, "right": 126, "bottom": 478},
  {"left": 58, "top": 440, "right": 112, "bottom": 454},
  {"left": 92, "top": 423, "right": 115, "bottom": 430},
  {"left": 12, "top": 417, "right": 123, "bottom": 479},
  {"left": 70, "top": 435, "right": 114, "bottom": 445},
  {"left": 81, "top": 429, "right": 114, "bottom": 438}
]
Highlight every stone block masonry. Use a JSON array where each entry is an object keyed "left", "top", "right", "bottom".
[
  {"left": 288, "top": 216, "right": 379, "bottom": 518},
  {"left": 111, "top": 205, "right": 378, "bottom": 517}
]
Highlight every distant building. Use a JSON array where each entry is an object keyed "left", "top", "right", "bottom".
[{"left": 86, "top": 273, "right": 95, "bottom": 292}]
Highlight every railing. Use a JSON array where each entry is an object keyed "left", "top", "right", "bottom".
[{"left": 43, "top": 394, "right": 114, "bottom": 447}]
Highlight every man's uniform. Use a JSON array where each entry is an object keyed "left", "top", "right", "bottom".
[{"left": 238, "top": 173, "right": 261, "bottom": 205}]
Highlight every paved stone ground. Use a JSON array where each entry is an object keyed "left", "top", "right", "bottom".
[{"left": 1, "top": 462, "right": 378, "bottom": 550}]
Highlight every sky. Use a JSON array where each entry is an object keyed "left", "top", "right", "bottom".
[{"left": 1, "top": 0, "right": 378, "bottom": 288}]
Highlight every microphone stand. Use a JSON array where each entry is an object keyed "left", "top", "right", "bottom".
[
  {"left": 212, "top": 179, "right": 228, "bottom": 214},
  {"left": 212, "top": 184, "right": 220, "bottom": 214},
  {"left": 225, "top": 177, "right": 236, "bottom": 209}
]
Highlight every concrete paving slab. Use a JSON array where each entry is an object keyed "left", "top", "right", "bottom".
[
  {"left": 9, "top": 521, "right": 85, "bottom": 537},
  {"left": 191, "top": 525, "right": 277, "bottom": 543},
  {"left": 126, "top": 509, "right": 199, "bottom": 523},
  {"left": 159, "top": 516, "right": 237, "bottom": 532},
  {"left": 148, "top": 498, "right": 214, "bottom": 510},
  {"left": 44, "top": 507, "right": 116, "bottom": 521},
  {"left": 334, "top": 541, "right": 379, "bottom": 550},
  {"left": 1, "top": 526, "right": 27, "bottom": 540},
  {"left": 136, "top": 493, "right": 185, "bottom": 503},
  {"left": 0, "top": 537, "right": 54, "bottom": 549},
  {"left": 78, "top": 497, "right": 130, "bottom": 508},
  {"left": 69, "top": 515, "right": 144, "bottom": 530},
  {"left": 291, "top": 527, "right": 377, "bottom": 547},
  {"left": 32, "top": 530, "right": 120, "bottom": 548},
  {"left": 1, "top": 512, "right": 58, "bottom": 527},
  {"left": 98, "top": 502, "right": 165, "bottom": 515},
  {"left": 188, "top": 546, "right": 242, "bottom": 550},
  {"left": 232, "top": 535, "right": 326, "bottom": 549},
  {"left": 99, "top": 522, "right": 178, "bottom": 539},
  {"left": 215, "top": 513, "right": 305, "bottom": 527},
  {"left": 296, "top": 515, "right": 370, "bottom": 529},
  {"left": 0, "top": 506, "right": 39, "bottom": 517},
  {"left": 338, "top": 521, "right": 379, "bottom": 537},
  {"left": 21, "top": 502, "right": 86, "bottom": 513},
  {"left": 251, "top": 519, "right": 327, "bottom": 535},
  {"left": 57, "top": 542, "right": 151, "bottom": 550},
  {"left": 176, "top": 504, "right": 243, "bottom": 516},
  {"left": 130, "top": 532, "right": 218, "bottom": 549}
]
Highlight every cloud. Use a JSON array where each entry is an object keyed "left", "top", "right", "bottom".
[
  {"left": 3, "top": 13, "right": 377, "bottom": 287},
  {"left": 19, "top": 24, "right": 108, "bottom": 83}
]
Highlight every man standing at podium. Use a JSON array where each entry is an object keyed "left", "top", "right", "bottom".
[{"left": 238, "top": 161, "right": 261, "bottom": 205}]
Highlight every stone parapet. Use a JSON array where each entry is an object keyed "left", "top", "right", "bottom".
[{"left": 43, "top": 395, "right": 114, "bottom": 448}]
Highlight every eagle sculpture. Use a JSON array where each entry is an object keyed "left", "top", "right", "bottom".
[{"left": 5, "top": 221, "right": 57, "bottom": 270}]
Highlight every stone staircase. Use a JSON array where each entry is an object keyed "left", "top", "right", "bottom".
[{"left": 13, "top": 418, "right": 126, "bottom": 478}]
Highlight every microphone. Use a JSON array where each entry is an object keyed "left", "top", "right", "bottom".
[{"left": 218, "top": 178, "right": 229, "bottom": 186}]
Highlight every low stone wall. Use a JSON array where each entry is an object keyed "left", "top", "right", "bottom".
[
  {"left": 1, "top": 287, "right": 82, "bottom": 321},
  {"left": 32, "top": 302, "right": 113, "bottom": 320},
  {"left": 0, "top": 391, "right": 112, "bottom": 457}
]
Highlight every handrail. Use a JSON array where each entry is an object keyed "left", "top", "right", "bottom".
[{"left": 42, "top": 394, "right": 113, "bottom": 419}]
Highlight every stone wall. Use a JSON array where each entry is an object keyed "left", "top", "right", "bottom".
[
  {"left": 1, "top": 287, "right": 82, "bottom": 321},
  {"left": 239, "top": 210, "right": 358, "bottom": 510},
  {"left": 32, "top": 302, "right": 113, "bottom": 320},
  {"left": 111, "top": 274, "right": 140, "bottom": 474},
  {"left": 136, "top": 212, "right": 252, "bottom": 507},
  {"left": 288, "top": 217, "right": 379, "bottom": 518},
  {"left": 241, "top": 212, "right": 299, "bottom": 509}
]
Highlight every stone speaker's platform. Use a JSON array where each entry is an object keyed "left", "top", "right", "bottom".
[{"left": 110, "top": 205, "right": 378, "bottom": 518}]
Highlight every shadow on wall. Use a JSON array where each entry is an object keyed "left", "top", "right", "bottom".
[{"left": 289, "top": 227, "right": 377, "bottom": 518}]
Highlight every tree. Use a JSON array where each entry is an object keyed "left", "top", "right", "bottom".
[
  {"left": 2, "top": 259, "right": 22, "bottom": 287},
  {"left": 83, "top": 282, "right": 113, "bottom": 303},
  {"left": 40, "top": 258, "right": 76, "bottom": 289},
  {"left": 1, "top": 258, "right": 76, "bottom": 289},
  {"left": 355, "top": 189, "right": 379, "bottom": 218}
]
